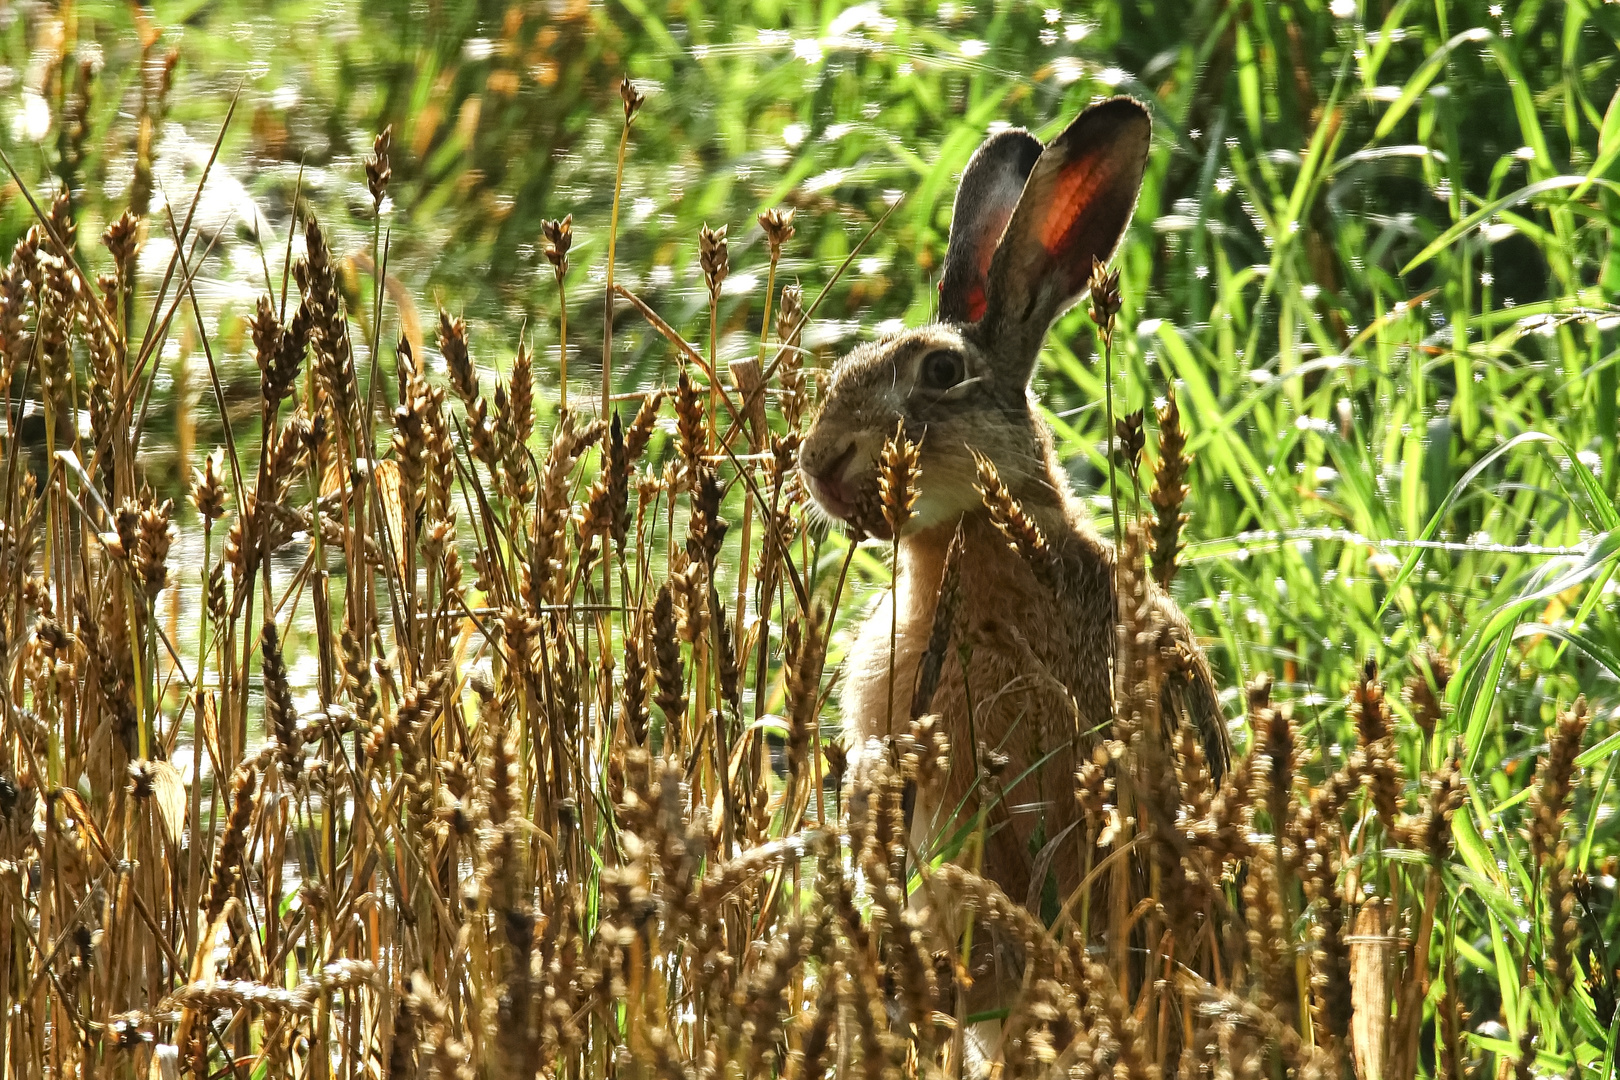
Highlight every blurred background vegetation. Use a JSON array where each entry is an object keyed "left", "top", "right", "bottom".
[{"left": 2, "top": 0, "right": 1619, "bottom": 1049}]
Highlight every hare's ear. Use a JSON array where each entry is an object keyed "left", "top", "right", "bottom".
[
  {"left": 979, "top": 97, "right": 1151, "bottom": 381},
  {"left": 938, "top": 129, "right": 1043, "bottom": 324}
]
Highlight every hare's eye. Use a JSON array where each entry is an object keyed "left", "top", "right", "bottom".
[{"left": 919, "top": 350, "right": 965, "bottom": 390}]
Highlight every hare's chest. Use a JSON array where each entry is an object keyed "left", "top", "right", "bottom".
[
  {"left": 839, "top": 552, "right": 1093, "bottom": 746},
  {"left": 841, "top": 584, "right": 936, "bottom": 747}
]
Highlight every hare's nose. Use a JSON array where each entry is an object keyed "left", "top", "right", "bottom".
[
  {"left": 803, "top": 440, "right": 859, "bottom": 514},
  {"left": 808, "top": 440, "right": 856, "bottom": 486}
]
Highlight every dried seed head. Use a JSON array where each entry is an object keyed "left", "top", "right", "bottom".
[
  {"left": 674, "top": 369, "right": 706, "bottom": 484},
  {"left": 784, "top": 603, "right": 827, "bottom": 786},
  {"left": 686, "top": 467, "right": 727, "bottom": 567},
  {"left": 438, "top": 311, "right": 478, "bottom": 406},
  {"left": 495, "top": 345, "right": 535, "bottom": 503},
  {"left": 618, "top": 75, "right": 645, "bottom": 122},
  {"left": 758, "top": 207, "right": 795, "bottom": 261},
  {"left": 102, "top": 211, "right": 140, "bottom": 282},
  {"left": 699, "top": 223, "right": 728, "bottom": 299},
  {"left": 190, "top": 452, "right": 228, "bottom": 523},
  {"left": 46, "top": 190, "right": 77, "bottom": 256},
  {"left": 366, "top": 124, "right": 392, "bottom": 209},
  {"left": 1531, "top": 697, "right": 1589, "bottom": 865},
  {"left": 651, "top": 584, "right": 685, "bottom": 744},
  {"left": 1531, "top": 697, "right": 1588, "bottom": 1001},
  {"left": 1088, "top": 255, "right": 1122, "bottom": 331},
  {"left": 901, "top": 712, "right": 949, "bottom": 792},
  {"left": 1353, "top": 656, "right": 1404, "bottom": 839},
  {"left": 1404, "top": 646, "right": 1452, "bottom": 738},
  {"left": 623, "top": 390, "right": 663, "bottom": 464},
  {"left": 295, "top": 217, "right": 360, "bottom": 433},
  {"left": 823, "top": 739, "right": 848, "bottom": 792},
  {"left": 543, "top": 215, "right": 573, "bottom": 275},
  {"left": 1150, "top": 386, "right": 1192, "bottom": 590},
  {"left": 1419, "top": 755, "right": 1466, "bottom": 861},
  {"left": 619, "top": 624, "right": 649, "bottom": 746},
  {"left": 1076, "top": 742, "right": 1113, "bottom": 820},
  {"left": 973, "top": 450, "right": 1048, "bottom": 571},
  {"left": 341, "top": 625, "right": 380, "bottom": 735},
  {"left": 207, "top": 562, "right": 228, "bottom": 623},
  {"left": 1115, "top": 408, "right": 1145, "bottom": 476},
  {"left": 205, "top": 766, "right": 257, "bottom": 924},
  {"left": 776, "top": 282, "right": 804, "bottom": 348},
  {"left": 136, "top": 493, "right": 174, "bottom": 599},
  {"left": 777, "top": 283, "right": 808, "bottom": 429},
  {"left": 261, "top": 622, "right": 304, "bottom": 784},
  {"left": 878, "top": 421, "right": 920, "bottom": 539},
  {"left": 251, "top": 296, "right": 310, "bottom": 410}
]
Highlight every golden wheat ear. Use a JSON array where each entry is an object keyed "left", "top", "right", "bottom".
[{"left": 979, "top": 96, "right": 1152, "bottom": 376}]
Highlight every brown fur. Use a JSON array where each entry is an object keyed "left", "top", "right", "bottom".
[{"left": 808, "top": 334, "right": 1225, "bottom": 914}]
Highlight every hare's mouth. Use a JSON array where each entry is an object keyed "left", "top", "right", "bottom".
[
  {"left": 801, "top": 446, "right": 888, "bottom": 538},
  {"left": 804, "top": 472, "right": 853, "bottom": 521}
]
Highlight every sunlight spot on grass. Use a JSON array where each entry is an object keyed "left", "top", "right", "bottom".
[
  {"left": 1052, "top": 57, "right": 1085, "bottom": 84},
  {"left": 13, "top": 90, "right": 49, "bottom": 142},
  {"left": 721, "top": 272, "right": 759, "bottom": 297},
  {"left": 829, "top": 4, "right": 895, "bottom": 35},
  {"left": 804, "top": 167, "right": 845, "bottom": 193}
]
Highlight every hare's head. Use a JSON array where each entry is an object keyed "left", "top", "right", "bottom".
[{"left": 799, "top": 97, "right": 1150, "bottom": 539}]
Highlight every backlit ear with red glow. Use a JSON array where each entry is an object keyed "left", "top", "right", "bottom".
[
  {"left": 937, "top": 129, "right": 1043, "bottom": 325},
  {"left": 978, "top": 97, "right": 1151, "bottom": 385}
]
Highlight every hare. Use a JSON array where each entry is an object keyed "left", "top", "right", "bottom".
[{"left": 798, "top": 98, "right": 1229, "bottom": 1022}]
